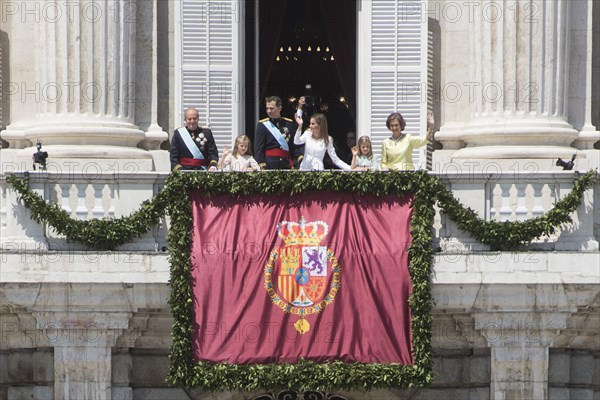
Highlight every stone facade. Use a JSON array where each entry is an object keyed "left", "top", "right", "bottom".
[
  {"left": 0, "top": 0, "right": 599, "bottom": 399},
  {"left": 1, "top": 278, "right": 599, "bottom": 399},
  {"left": 1, "top": 196, "right": 599, "bottom": 399}
]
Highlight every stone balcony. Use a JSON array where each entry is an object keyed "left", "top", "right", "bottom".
[
  {"left": 0, "top": 170, "right": 598, "bottom": 400},
  {"left": 1, "top": 170, "right": 598, "bottom": 253}
]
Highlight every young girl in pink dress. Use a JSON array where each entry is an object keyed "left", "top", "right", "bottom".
[{"left": 219, "top": 135, "right": 260, "bottom": 171}]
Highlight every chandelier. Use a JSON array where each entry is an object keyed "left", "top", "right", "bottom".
[{"left": 275, "top": 45, "right": 335, "bottom": 63}]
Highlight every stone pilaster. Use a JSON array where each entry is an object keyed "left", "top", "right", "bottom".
[
  {"left": 475, "top": 313, "right": 568, "bottom": 400},
  {"left": 34, "top": 312, "right": 131, "bottom": 400},
  {"left": 470, "top": 283, "right": 575, "bottom": 400}
]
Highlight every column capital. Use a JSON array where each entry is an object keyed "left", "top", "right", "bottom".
[
  {"left": 473, "top": 312, "right": 569, "bottom": 348},
  {"left": 32, "top": 311, "right": 132, "bottom": 348}
]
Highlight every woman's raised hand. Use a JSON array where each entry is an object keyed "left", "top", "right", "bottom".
[
  {"left": 426, "top": 111, "right": 436, "bottom": 140},
  {"left": 427, "top": 111, "right": 435, "bottom": 129}
]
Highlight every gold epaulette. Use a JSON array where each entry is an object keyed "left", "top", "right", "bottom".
[
  {"left": 282, "top": 117, "right": 292, "bottom": 122},
  {"left": 259, "top": 118, "right": 269, "bottom": 122}
]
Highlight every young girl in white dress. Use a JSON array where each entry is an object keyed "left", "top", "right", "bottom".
[
  {"left": 351, "top": 136, "right": 380, "bottom": 171},
  {"left": 218, "top": 135, "right": 260, "bottom": 171},
  {"left": 293, "top": 113, "right": 350, "bottom": 171}
]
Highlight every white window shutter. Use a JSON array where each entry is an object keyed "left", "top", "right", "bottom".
[
  {"left": 358, "top": 0, "right": 428, "bottom": 168},
  {"left": 177, "top": 0, "right": 242, "bottom": 150}
]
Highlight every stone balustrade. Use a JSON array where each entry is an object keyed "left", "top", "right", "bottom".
[
  {"left": 1, "top": 170, "right": 597, "bottom": 253},
  {"left": 433, "top": 170, "right": 600, "bottom": 252},
  {"left": 0, "top": 171, "right": 167, "bottom": 252}
]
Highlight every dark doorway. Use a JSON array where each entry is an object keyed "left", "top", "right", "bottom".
[{"left": 252, "top": 0, "right": 356, "bottom": 151}]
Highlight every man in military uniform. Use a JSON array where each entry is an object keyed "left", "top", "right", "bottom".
[
  {"left": 170, "top": 108, "right": 219, "bottom": 171},
  {"left": 255, "top": 96, "right": 303, "bottom": 170}
]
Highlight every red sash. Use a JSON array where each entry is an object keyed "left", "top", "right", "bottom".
[
  {"left": 180, "top": 158, "right": 209, "bottom": 167},
  {"left": 266, "top": 149, "right": 293, "bottom": 168}
]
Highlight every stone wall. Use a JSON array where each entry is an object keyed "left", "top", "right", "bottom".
[
  {"left": 0, "top": 348, "right": 53, "bottom": 400},
  {"left": 2, "top": 336, "right": 599, "bottom": 400},
  {"left": 549, "top": 350, "right": 600, "bottom": 400}
]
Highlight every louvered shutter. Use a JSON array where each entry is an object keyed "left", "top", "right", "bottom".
[
  {"left": 177, "top": 0, "right": 242, "bottom": 150},
  {"left": 358, "top": 0, "right": 428, "bottom": 168}
]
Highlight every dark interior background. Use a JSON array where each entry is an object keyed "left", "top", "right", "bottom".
[{"left": 245, "top": 0, "right": 356, "bottom": 154}]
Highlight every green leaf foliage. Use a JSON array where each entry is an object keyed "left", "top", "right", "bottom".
[{"left": 5, "top": 169, "right": 597, "bottom": 391}]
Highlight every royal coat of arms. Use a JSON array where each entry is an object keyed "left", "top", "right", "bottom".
[{"left": 264, "top": 217, "right": 341, "bottom": 334}]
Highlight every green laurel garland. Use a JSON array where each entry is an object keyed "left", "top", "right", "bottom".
[
  {"left": 432, "top": 171, "right": 598, "bottom": 250},
  {"left": 6, "top": 170, "right": 596, "bottom": 252},
  {"left": 5, "top": 170, "right": 597, "bottom": 391}
]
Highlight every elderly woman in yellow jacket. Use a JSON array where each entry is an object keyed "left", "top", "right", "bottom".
[{"left": 380, "top": 111, "right": 435, "bottom": 171}]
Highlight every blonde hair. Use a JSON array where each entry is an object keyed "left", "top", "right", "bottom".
[
  {"left": 310, "top": 113, "right": 330, "bottom": 146},
  {"left": 232, "top": 135, "right": 253, "bottom": 157},
  {"left": 357, "top": 136, "right": 373, "bottom": 159}
]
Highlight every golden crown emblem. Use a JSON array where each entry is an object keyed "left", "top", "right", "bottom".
[
  {"left": 277, "top": 216, "right": 329, "bottom": 246},
  {"left": 266, "top": 216, "right": 340, "bottom": 334}
]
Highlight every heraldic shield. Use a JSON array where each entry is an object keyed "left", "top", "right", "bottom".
[{"left": 264, "top": 217, "right": 341, "bottom": 334}]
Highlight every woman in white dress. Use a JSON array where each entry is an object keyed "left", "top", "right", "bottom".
[{"left": 293, "top": 113, "right": 351, "bottom": 171}]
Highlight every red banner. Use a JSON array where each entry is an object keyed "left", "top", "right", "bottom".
[{"left": 190, "top": 192, "right": 413, "bottom": 365}]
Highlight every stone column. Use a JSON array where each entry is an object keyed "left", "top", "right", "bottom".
[
  {"left": 1, "top": 0, "right": 153, "bottom": 170},
  {"left": 139, "top": 0, "right": 168, "bottom": 152},
  {"left": 0, "top": 27, "right": 4, "bottom": 138},
  {"left": 443, "top": 0, "right": 581, "bottom": 164},
  {"left": 137, "top": 0, "right": 169, "bottom": 171},
  {"left": 571, "top": 0, "right": 599, "bottom": 150}
]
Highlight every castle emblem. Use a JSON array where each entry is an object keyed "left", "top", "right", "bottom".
[{"left": 264, "top": 217, "right": 341, "bottom": 334}]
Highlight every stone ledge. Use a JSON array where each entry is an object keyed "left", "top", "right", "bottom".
[{"left": 1, "top": 252, "right": 599, "bottom": 285}]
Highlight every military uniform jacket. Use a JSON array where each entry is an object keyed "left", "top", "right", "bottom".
[
  {"left": 254, "top": 117, "right": 303, "bottom": 169},
  {"left": 170, "top": 127, "right": 219, "bottom": 170}
]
